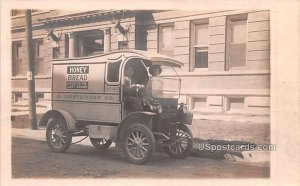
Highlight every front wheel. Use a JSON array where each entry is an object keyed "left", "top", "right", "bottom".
[
  {"left": 46, "top": 117, "right": 72, "bottom": 153},
  {"left": 165, "top": 124, "right": 194, "bottom": 159},
  {"left": 123, "top": 124, "right": 155, "bottom": 164},
  {"left": 90, "top": 138, "right": 112, "bottom": 150}
]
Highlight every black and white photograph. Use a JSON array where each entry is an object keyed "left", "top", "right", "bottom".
[{"left": 1, "top": 0, "right": 300, "bottom": 185}]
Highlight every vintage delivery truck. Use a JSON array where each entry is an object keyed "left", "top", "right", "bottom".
[{"left": 39, "top": 49, "right": 194, "bottom": 164}]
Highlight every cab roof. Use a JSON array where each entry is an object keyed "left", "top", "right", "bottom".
[{"left": 52, "top": 49, "right": 184, "bottom": 68}]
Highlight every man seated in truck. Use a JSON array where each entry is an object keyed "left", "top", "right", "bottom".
[{"left": 123, "top": 65, "right": 145, "bottom": 114}]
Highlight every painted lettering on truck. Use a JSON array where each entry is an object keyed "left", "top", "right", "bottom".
[{"left": 66, "top": 66, "right": 89, "bottom": 89}]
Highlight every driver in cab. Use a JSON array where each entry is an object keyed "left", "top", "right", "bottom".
[{"left": 123, "top": 66, "right": 144, "bottom": 113}]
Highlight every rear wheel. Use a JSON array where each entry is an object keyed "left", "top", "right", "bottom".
[
  {"left": 165, "top": 124, "right": 193, "bottom": 159},
  {"left": 123, "top": 124, "right": 155, "bottom": 164},
  {"left": 46, "top": 117, "right": 72, "bottom": 153},
  {"left": 90, "top": 138, "right": 112, "bottom": 150}
]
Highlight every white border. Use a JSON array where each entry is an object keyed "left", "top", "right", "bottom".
[{"left": 1, "top": 0, "right": 300, "bottom": 186}]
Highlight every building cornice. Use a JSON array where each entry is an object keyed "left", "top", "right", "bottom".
[
  {"left": 11, "top": 10, "right": 136, "bottom": 31},
  {"left": 39, "top": 10, "right": 132, "bottom": 24}
]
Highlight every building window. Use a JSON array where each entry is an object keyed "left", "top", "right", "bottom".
[
  {"left": 11, "top": 10, "right": 25, "bottom": 16},
  {"left": 13, "top": 92, "right": 23, "bottom": 103},
  {"left": 52, "top": 47, "right": 60, "bottom": 59},
  {"left": 118, "top": 41, "right": 128, "bottom": 50},
  {"left": 158, "top": 23, "right": 174, "bottom": 57},
  {"left": 34, "top": 38, "right": 44, "bottom": 74},
  {"left": 193, "top": 97, "right": 207, "bottom": 110},
  {"left": 226, "top": 15, "right": 248, "bottom": 70},
  {"left": 36, "top": 93, "right": 44, "bottom": 103},
  {"left": 191, "top": 21, "right": 209, "bottom": 70},
  {"left": 227, "top": 97, "right": 245, "bottom": 110},
  {"left": 12, "top": 41, "right": 24, "bottom": 76},
  {"left": 76, "top": 30, "right": 104, "bottom": 57},
  {"left": 34, "top": 39, "right": 43, "bottom": 58},
  {"left": 11, "top": 10, "right": 42, "bottom": 16}
]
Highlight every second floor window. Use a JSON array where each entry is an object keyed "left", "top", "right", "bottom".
[
  {"left": 158, "top": 24, "right": 174, "bottom": 57},
  {"left": 34, "top": 38, "right": 44, "bottom": 74},
  {"left": 191, "top": 21, "right": 209, "bottom": 70},
  {"left": 226, "top": 15, "right": 248, "bottom": 70},
  {"left": 52, "top": 47, "right": 60, "bottom": 59},
  {"left": 12, "top": 41, "right": 24, "bottom": 76}
]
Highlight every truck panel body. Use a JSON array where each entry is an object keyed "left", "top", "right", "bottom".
[{"left": 52, "top": 60, "right": 122, "bottom": 123}]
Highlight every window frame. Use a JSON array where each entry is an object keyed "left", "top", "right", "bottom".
[
  {"left": 158, "top": 23, "right": 175, "bottom": 57},
  {"left": 192, "top": 96, "right": 207, "bottom": 110},
  {"left": 13, "top": 41, "right": 22, "bottom": 60},
  {"left": 52, "top": 47, "right": 60, "bottom": 59},
  {"left": 12, "top": 41, "right": 23, "bottom": 76},
  {"left": 118, "top": 41, "right": 129, "bottom": 50},
  {"left": 105, "top": 60, "right": 122, "bottom": 85},
  {"left": 225, "top": 96, "right": 246, "bottom": 111},
  {"left": 33, "top": 38, "right": 44, "bottom": 75},
  {"left": 34, "top": 38, "right": 43, "bottom": 58},
  {"left": 11, "top": 9, "right": 44, "bottom": 17},
  {"left": 226, "top": 14, "right": 248, "bottom": 71},
  {"left": 76, "top": 30, "right": 104, "bottom": 57},
  {"left": 190, "top": 19, "right": 209, "bottom": 71}
]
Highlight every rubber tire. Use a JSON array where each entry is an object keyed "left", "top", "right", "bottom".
[
  {"left": 123, "top": 124, "right": 156, "bottom": 165},
  {"left": 165, "top": 124, "right": 194, "bottom": 159},
  {"left": 90, "top": 138, "right": 112, "bottom": 150},
  {"left": 46, "top": 117, "right": 72, "bottom": 153}
]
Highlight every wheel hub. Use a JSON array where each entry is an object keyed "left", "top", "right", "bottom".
[
  {"left": 133, "top": 138, "right": 143, "bottom": 148},
  {"left": 55, "top": 129, "right": 63, "bottom": 137}
]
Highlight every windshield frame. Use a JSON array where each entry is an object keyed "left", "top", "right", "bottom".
[{"left": 148, "top": 66, "right": 181, "bottom": 99}]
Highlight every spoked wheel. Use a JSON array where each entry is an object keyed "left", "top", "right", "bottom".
[
  {"left": 123, "top": 124, "right": 155, "bottom": 164},
  {"left": 46, "top": 118, "right": 72, "bottom": 153},
  {"left": 90, "top": 138, "right": 112, "bottom": 150},
  {"left": 165, "top": 124, "right": 194, "bottom": 159}
]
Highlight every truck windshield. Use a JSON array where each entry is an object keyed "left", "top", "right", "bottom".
[
  {"left": 149, "top": 66, "right": 180, "bottom": 99},
  {"left": 151, "top": 77, "right": 180, "bottom": 98}
]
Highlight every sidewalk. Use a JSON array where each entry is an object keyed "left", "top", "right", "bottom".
[
  {"left": 11, "top": 101, "right": 50, "bottom": 116},
  {"left": 12, "top": 128, "right": 94, "bottom": 147}
]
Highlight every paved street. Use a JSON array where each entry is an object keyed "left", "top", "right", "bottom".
[{"left": 12, "top": 136, "right": 270, "bottom": 178}]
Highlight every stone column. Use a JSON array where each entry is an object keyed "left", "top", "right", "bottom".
[
  {"left": 67, "top": 33, "right": 75, "bottom": 58},
  {"left": 104, "top": 28, "right": 111, "bottom": 53}
]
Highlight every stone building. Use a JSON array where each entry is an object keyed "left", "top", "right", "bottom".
[{"left": 11, "top": 10, "right": 270, "bottom": 115}]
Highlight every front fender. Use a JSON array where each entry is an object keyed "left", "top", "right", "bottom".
[
  {"left": 39, "top": 109, "right": 76, "bottom": 131},
  {"left": 116, "top": 111, "right": 156, "bottom": 143}
]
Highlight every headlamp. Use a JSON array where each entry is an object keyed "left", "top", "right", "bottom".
[
  {"left": 157, "top": 105, "right": 163, "bottom": 113},
  {"left": 178, "top": 102, "right": 188, "bottom": 114}
]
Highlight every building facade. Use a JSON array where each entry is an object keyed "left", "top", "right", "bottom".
[{"left": 11, "top": 10, "right": 270, "bottom": 115}]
